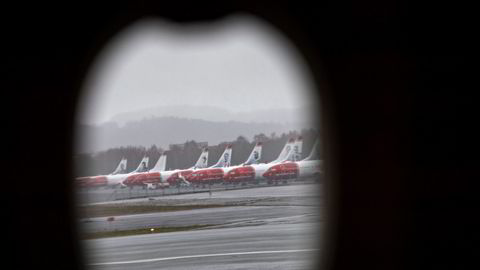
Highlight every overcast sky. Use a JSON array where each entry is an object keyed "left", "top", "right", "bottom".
[{"left": 78, "top": 14, "right": 318, "bottom": 125}]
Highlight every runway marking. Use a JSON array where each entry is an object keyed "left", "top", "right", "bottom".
[{"left": 89, "top": 249, "right": 318, "bottom": 265}]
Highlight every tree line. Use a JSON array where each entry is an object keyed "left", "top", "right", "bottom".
[{"left": 73, "top": 129, "right": 320, "bottom": 177}]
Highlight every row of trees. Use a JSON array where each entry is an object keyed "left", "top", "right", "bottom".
[{"left": 74, "top": 129, "right": 320, "bottom": 177}]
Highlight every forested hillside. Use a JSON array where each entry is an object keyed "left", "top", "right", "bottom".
[{"left": 77, "top": 116, "right": 314, "bottom": 153}]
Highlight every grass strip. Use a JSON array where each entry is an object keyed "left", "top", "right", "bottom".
[
  {"left": 79, "top": 204, "right": 227, "bottom": 219},
  {"left": 82, "top": 224, "right": 213, "bottom": 240}
]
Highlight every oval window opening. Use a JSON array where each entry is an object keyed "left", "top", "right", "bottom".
[{"left": 75, "top": 14, "right": 324, "bottom": 269}]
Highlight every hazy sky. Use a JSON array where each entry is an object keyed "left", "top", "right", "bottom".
[{"left": 78, "top": 14, "right": 318, "bottom": 125}]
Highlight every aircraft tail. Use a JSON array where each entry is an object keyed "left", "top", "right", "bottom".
[
  {"left": 270, "top": 138, "right": 295, "bottom": 163},
  {"left": 110, "top": 158, "right": 127, "bottom": 175},
  {"left": 285, "top": 136, "right": 303, "bottom": 162},
  {"left": 293, "top": 136, "right": 303, "bottom": 161},
  {"left": 193, "top": 147, "right": 209, "bottom": 169},
  {"left": 243, "top": 142, "right": 262, "bottom": 165},
  {"left": 133, "top": 156, "right": 149, "bottom": 173},
  {"left": 210, "top": 145, "right": 232, "bottom": 168},
  {"left": 302, "top": 138, "right": 319, "bottom": 161},
  {"left": 151, "top": 154, "right": 167, "bottom": 172}
]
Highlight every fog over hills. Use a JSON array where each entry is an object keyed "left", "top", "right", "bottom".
[
  {"left": 109, "top": 104, "right": 316, "bottom": 127},
  {"left": 77, "top": 115, "right": 316, "bottom": 154}
]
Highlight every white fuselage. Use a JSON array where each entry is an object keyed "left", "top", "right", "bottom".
[
  {"left": 297, "top": 160, "right": 322, "bottom": 178},
  {"left": 251, "top": 163, "right": 273, "bottom": 179},
  {"left": 105, "top": 173, "right": 131, "bottom": 187}
]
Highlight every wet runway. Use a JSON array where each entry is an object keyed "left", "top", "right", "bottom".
[
  {"left": 81, "top": 205, "right": 320, "bottom": 233},
  {"left": 81, "top": 183, "right": 322, "bottom": 206},
  {"left": 84, "top": 222, "right": 322, "bottom": 270},
  {"left": 80, "top": 183, "right": 323, "bottom": 269}
]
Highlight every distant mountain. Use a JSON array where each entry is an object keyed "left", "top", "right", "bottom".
[
  {"left": 108, "top": 104, "right": 316, "bottom": 126},
  {"left": 76, "top": 116, "right": 315, "bottom": 154}
]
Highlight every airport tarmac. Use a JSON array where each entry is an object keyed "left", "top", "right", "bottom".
[
  {"left": 84, "top": 222, "right": 321, "bottom": 270},
  {"left": 81, "top": 183, "right": 323, "bottom": 269},
  {"left": 76, "top": 179, "right": 319, "bottom": 204},
  {"left": 81, "top": 182, "right": 322, "bottom": 206},
  {"left": 81, "top": 205, "right": 320, "bottom": 233}
]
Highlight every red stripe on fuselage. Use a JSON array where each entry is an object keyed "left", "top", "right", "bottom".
[
  {"left": 186, "top": 168, "right": 224, "bottom": 183},
  {"left": 263, "top": 162, "right": 299, "bottom": 180},
  {"left": 76, "top": 175, "right": 108, "bottom": 187},
  {"left": 224, "top": 166, "right": 255, "bottom": 182},
  {"left": 166, "top": 170, "right": 193, "bottom": 185},
  {"left": 123, "top": 172, "right": 163, "bottom": 186}
]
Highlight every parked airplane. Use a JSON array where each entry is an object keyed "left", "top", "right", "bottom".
[
  {"left": 222, "top": 142, "right": 263, "bottom": 184},
  {"left": 223, "top": 137, "right": 298, "bottom": 184},
  {"left": 262, "top": 138, "right": 322, "bottom": 182},
  {"left": 76, "top": 158, "right": 127, "bottom": 188},
  {"left": 103, "top": 156, "right": 149, "bottom": 187},
  {"left": 185, "top": 145, "right": 233, "bottom": 185},
  {"left": 295, "top": 139, "right": 323, "bottom": 180},
  {"left": 129, "top": 147, "right": 210, "bottom": 189},
  {"left": 159, "top": 147, "right": 210, "bottom": 187},
  {"left": 120, "top": 154, "right": 167, "bottom": 188}
]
